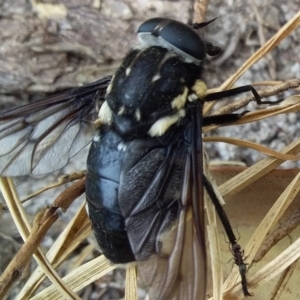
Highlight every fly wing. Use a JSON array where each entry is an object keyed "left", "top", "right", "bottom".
[
  {"left": 137, "top": 206, "right": 205, "bottom": 300},
  {"left": 0, "top": 77, "right": 111, "bottom": 176},
  {"left": 119, "top": 124, "right": 206, "bottom": 300}
]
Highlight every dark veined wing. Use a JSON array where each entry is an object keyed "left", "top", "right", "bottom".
[
  {"left": 0, "top": 76, "right": 111, "bottom": 176},
  {"left": 119, "top": 106, "right": 206, "bottom": 300}
]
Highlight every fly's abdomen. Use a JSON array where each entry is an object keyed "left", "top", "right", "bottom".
[{"left": 86, "top": 126, "right": 135, "bottom": 263}]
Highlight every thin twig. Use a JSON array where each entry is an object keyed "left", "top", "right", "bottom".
[{"left": 193, "top": 0, "right": 210, "bottom": 23}]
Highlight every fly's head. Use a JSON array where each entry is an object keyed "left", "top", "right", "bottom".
[{"left": 100, "top": 18, "right": 219, "bottom": 138}]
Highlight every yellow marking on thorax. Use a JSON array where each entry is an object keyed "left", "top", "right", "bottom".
[
  {"left": 98, "top": 101, "right": 113, "bottom": 125},
  {"left": 171, "top": 86, "right": 188, "bottom": 109},
  {"left": 106, "top": 76, "right": 114, "bottom": 94},
  {"left": 148, "top": 109, "right": 186, "bottom": 137},
  {"left": 192, "top": 80, "right": 207, "bottom": 99}
]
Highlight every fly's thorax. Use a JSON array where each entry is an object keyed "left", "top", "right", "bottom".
[{"left": 99, "top": 46, "right": 207, "bottom": 138}]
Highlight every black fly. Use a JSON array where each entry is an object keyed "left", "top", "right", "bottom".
[{"left": 0, "top": 18, "right": 276, "bottom": 299}]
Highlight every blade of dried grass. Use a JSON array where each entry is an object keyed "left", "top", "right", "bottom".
[
  {"left": 52, "top": 177, "right": 86, "bottom": 212},
  {"left": 204, "top": 11, "right": 300, "bottom": 116},
  {"left": 18, "top": 201, "right": 91, "bottom": 298},
  {"left": 204, "top": 136, "right": 300, "bottom": 161},
  {"left": 252, "top": 80, "right": 300, "bottom": 90},
  {"left": 31, "top": 255, "right": 116, "bottom": 300},
  {"left": 223, "top": 171, "right": 300, "bottom": 293},
  {"left": 269, "top": 262, "right": 297, "bottom": 300},
  {"left": 206, "top": 207, "right": 223, "bottom": 300},
  {"left": 204, "top": 155, "right": 223, "bottom": 300},
  {"left": 20, "top": 171, "right": 85, "bottom": 204},
  {"left": 193, "top": 0, "right": 210, "bottom": 23},
  {"left": 218, "top": 138, "right": 300, "bottom": 200},
  {"left": 232, "top": 96, "right": 300, "bottom": 126},
  {"left": 0, "top": 208, "right": 58, "bottom": 298},
  {"left": 254, "top": 210, "right": 300, "bottom": 263},
  {"left": 125, "top": 264, "right": 138, "bottom": 300},
  {"left": 0, "top": 177, "right": 31, "bottom": 236},
  {"left": 69, "top": 244, "right": 95, "bottom": 271},
  {"left": 0, "top": 177, "right": 80, "bottom": 300},
  {"left": 204, "top": 154, "right": 226, "bottom": 206},
  {"left": 220, "top": 11, "right": 300, "bottom": 90}
]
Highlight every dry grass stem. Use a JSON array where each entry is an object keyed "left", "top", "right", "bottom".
[
  {"left": 19, "top": 171, "right": 86, "bottom": 204},
  {"left": 52, "top": 177, "right": 85, "bottom": 212},
  {"left": 0, "top": 209, "right": 58, "bottom": 297},
  {"left": 208, "top": 79, "right": 300, "bottom": 116},
  {"left": 0, "top": 178, "right": 80, "bottom": 299},
  {"left": 223, "top": 171, "right": 300, "bottom": 294},
  {"left": 206, "top": 208, "right": 223, "bottom": 300},
  {"left": 0, "top": 177, "right": 31, "bottom": 238},
  {"left": 220, "top": 11, "right": 300, "bottom": 90},
  {"left": 193, "top": 0, "right": 210, "bottom": 23},
  {"left": 269, "top": 262, "right": 297, "bottom": 300},
  {"left": 205, "top": 95, "right": 300, "bottom": 132},
  {"left": 232, "top": 96, "right": 300, "bottom": 126},
  {"left": 31, "top": 256, "right": 116, "bottom": 300},
  {"left": 204, "top": 155, "right": 223, "bottom": 299},
  {"left": 17, "top": 201, "right": 91, "bottom": 299},
  {"left": 254, "top": 211, "right": 300, "bottom": 263},
  {"left": 70, "top": 244, "right": 95, "bottom": 271},
  {"left": 204, "top": 136, "right": 300, "bottom": 161},
  {"left": 125, "top": 264, "right": 138, "bottom": 300},
  {"left": 204, "top": 9, "right": 300, "bottom": 115},
  {"left": 218, "top": 138, "right": 300, "bottom": 200}
]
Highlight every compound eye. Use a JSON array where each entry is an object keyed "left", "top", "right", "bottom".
[
  {"left": 138, "top": 18, "right": 207, "bottom": 63},
  {"left": 138, "top": 18, "right": 167, "bottom": 34}
]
